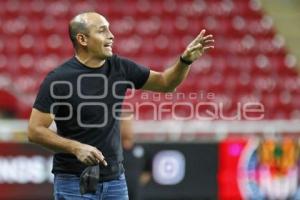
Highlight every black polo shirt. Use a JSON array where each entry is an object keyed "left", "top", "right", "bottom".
[{"left": 33, "top": 55, "right": 150, "bottom": 179}]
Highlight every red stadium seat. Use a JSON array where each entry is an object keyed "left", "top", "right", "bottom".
[{"left": 0, "top": 0, "right": 298, "bottom": 119}]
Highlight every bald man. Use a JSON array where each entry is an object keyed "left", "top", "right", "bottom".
[{"left": 28, "top": 12, "right": 214, "bottom": 200}]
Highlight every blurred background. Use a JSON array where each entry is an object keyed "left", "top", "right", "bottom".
[{"left": 0, "top": 0, "right": 300, "bottom": 199}]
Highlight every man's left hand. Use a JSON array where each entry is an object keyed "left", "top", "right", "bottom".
[{"left": 181, "top": 29, "right": 214, "bottom": 64}]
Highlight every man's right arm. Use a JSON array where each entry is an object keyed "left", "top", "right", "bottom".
[{"left": 28, "top": 108, "right": 107, "bottom": 166}]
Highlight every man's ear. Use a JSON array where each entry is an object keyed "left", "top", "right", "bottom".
[{"left": 76, "top": 33, "right": 88, "bottom": 47}]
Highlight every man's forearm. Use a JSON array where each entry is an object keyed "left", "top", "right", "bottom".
[
  {"left": 162, "top": 58, "right": 191, "bottom": 91},
  {"left": 28, "top": 126, "right": 80, "bottom": 155}
]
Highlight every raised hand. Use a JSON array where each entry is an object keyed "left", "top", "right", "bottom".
[{"left": 181, "top": 29, "right": 214, "bottom": 64}]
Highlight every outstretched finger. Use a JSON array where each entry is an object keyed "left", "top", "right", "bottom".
[
  {"left": 204, "top": 39, "right": 214, "bottom": 44},
  {"left": 203, "top": 46, "right": 215, "bottom": 51},
  {"left": 202, "top": 34, "right": 213, "bottom": 41},
  {"left": 193, "top": 29, "right": 206, "bottom": 43}
]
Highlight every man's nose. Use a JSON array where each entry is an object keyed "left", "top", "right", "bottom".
[{"left": 108, "top": 29, "right": 114, "bottom": 40}]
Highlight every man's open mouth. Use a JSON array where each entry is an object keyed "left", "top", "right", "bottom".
[{"left": 104, "top": 43, "right": 113, "bottom": 49}]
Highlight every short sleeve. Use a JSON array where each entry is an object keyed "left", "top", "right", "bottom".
[
  {"left": 117, "top": 56, "right": 150, "bottom": 89},
  {"left": 33, "top": 73, "right": 56, "bottom": 114}
]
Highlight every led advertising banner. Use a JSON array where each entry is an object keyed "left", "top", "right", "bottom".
[
  {"left": 0, "top": 142, "right": 218, "bottom": 200},
  {"left": 218, "top": 137, "right": 300, "bottom": 200},
  {"left": 140, "top": 143, "right": 218, "bottom": 200},
  {"left": 0, "top": 143, "right": 53, "bottom": 200}
]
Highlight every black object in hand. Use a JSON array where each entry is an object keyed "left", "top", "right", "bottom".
[{"left": 79, "top": 165, "right": 100, "bottom": 195}]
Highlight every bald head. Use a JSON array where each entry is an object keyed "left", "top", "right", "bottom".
[{"left": 68, "top": 12, "right": 107, "bottom": 48}]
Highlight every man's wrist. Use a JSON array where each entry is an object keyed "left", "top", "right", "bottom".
[
  {"left": 69, "top": 140, "right": 81, "bottom": 155},
  {"left": 180, "top": 56, "right": 193, "bottom": 65}
]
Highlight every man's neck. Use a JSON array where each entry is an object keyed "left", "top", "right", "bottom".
[{"left": 75, "top": 53, "right": 106, "bottom": 69}]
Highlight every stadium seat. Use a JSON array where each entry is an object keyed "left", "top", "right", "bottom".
[{"left": 0, "top": 0, "right": 298, "bottom": 119}]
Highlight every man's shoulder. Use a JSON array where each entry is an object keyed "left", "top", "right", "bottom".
[
  {"left": 108, "top": 54, "right": 122, "bottom": 64},
  {"left": 107, "top": 54, "right": 128, "bottom": 70},
  {"left": 111, "top": 54, "right": 131, "bottom": 63},
  {"left": 45, "top": 57, "right": 75, "bottom": 80},
  {"left": 110, "top": 54, "right": 141, "bottom": 69}
]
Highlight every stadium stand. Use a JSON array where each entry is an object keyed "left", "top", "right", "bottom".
[{"left": 0, "top": 0, "right": 299, "bottom": 120}]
